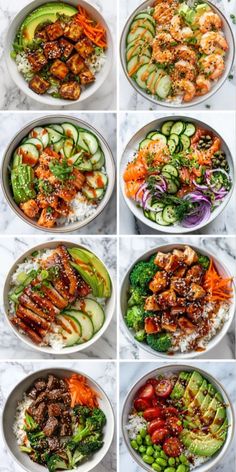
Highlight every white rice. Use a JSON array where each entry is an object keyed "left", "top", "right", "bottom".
[
  {"left": 86, "top": 51, "right": 106, "bottom": 74},
  {"left": 11, "top": 260, "right": 40, "bottom": 287},
  {"left": 15, "top": 52, "right": 34, "bottom": 81},
  {"left": 43, "top": 322, "right": 65, "bottom": 351},
  {"left": 58, "top": 192, "right": 97, "bottom": 225},
  {"left": 13, "top": 394, "right": 33, "bottom": 446},
  {"left": 126, "top": 414, "right": 148, "bottom": 440}
]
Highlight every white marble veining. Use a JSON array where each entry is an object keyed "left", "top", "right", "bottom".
[
  {"left": 119, "top": 361, "right": 236, "bottom": 472},
  {"left": 0, "top": 0, "right": 116, "bottom": 110},
  {"left": 119, "top": 111, "right": 236, "bottom": 235},
  {"left": 0, "top": 112, "right": 117, "bottom": 235},
  {"left": 0, "top": 360, "right": 117, "bottom": 472},
  {"left": 0, "top": 235, "right": 117, "bottom": 359},
  {"left": 119, "top": 236, "right": 236, "bottom": 359},
  {"left": 119, "top": 0, "right": 236, "bottom": 110}
]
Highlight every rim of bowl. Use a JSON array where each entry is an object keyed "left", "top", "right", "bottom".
[
  {"left": 120, "top": 115, "right": 235, "bottom": 234},
  {"left": 3, "top": 240, "right": 116, "bottom": 355},
  {"left": 120, "top": 242, "right": 236, "bottom": 359},
  {"left": 2, "top": 367, "right": 115, "bottom": 472},
  {"left": 120, "top": 0, "right": 236, "bottom": 108},
  {"left": 5, "top": 0, "right": 113, "bottom": 106},
  {"left": 121, "top": 364, "right": 235, "bottom": 472},
  {"left": 1, "top": 114, "right": 116, "bottom": 233}
]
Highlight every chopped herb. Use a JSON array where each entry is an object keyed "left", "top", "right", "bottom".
[{"left": 49, "top": 158, "right": 74, "bottom": 181}]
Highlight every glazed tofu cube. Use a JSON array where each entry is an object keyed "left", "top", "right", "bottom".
[
  {"left": 183, "top": 245, "right": 198, "bottom": 266},
  {"left": 35, "top": 28, "right": 48, "bottom": 42},
  {"left": 188, "top": 283, "right": 206, "bottom": 300},
  {"left": 149, "top": 271, "right": 168, "bottom": 293},
  {"left": 186, "top": 304, "right": 203, "bottom": 322},
  {"left": 29, "top": 75, "right": 50, "bottom": 94},
  {"left": 20, "top": 199, "right": 39, "bottom": 218},
  {"left": 59, "top": 38, "right": 74, "bottom": 59},
  {"left": 145, "top": 317, "right": 161, "bottom": 334},
  {"left": 59, "top": 81, "right": 81, "bottom": 100},
  {"left": 79, "top": 67, "right": 95, "bottom": 85},
  {"left": 28, "top": 51, "right": 48, "bottom": 72},
  {"left": 46, "top": 21, "right": 64, "bottom": 41},
  {"left": 171, "top": 277, "right": 188, "bottom": 296},
  {"left": 74, "top": 38, "right": 94, "bottom": 58},
  {"left": 158, "top": 289, "right": 177, "bottom": 307},
  {"left": 66, "top": 54, "right": 85, "bottom": 75},
  {"left": 144, "top": 295, "right": 160, "bottom": 311},
  {"left": 161, "top": 312, "right": 178, "bottom": 332},
  {"left": 43, "top": 41, "right": 62, "bottom": 59},
  {"left": 185, "top": 265, "right": 203, "bottom": 284},
  {"left": 64, "top": 21, "right": 83, "bottom": 42},
  {"left": 50, "top": 59, "right": 69, "bottom": 80},
  {"left": 178, "top": 317, "right": 196, "bottom": 333},
  {"left": 154, "top": 252, "right": 169, "bottom": 269}
]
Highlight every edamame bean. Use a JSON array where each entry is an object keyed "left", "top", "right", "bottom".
[
  {"left": 179, "top": 455, "right": 189, "bottom": 465},
  {"left": 136, "top": 435, "right": 142, "bottom": 445},
  {"left": 164, "top": 468, "right": 176, "bottom": 472},
  {"left": 176, "top": 465, "right": 186, "bottom": 472},
  {"left": 152, "top": 464, "right": 162, "bottom": 472},
  {"left": 160, "top": 451, "right": 168, "bottom": 460},
  {"left": 154, "top": 445, "right": 161, "bottom": 451},
  {"left": 145, "top": 435, "right": 153, "bottom": 446},
  {"left": 139, "top": 446, "right": 146, "bottom": 454},
  {"left": 131, "top": 440, "right": 139, "bottom": 450},
  {"left": 168, "top": 458, "right": 175, "bottom": 466},
  {"left": 175, "top": 458, "right": 180, "bottom": 464},
  {"left": 143, "top": 454, "right": 154, "bottom": 464},
  {"left": 146, "top": 446, "right": 155, "bottom": 456},
  {"left": 154, "top": 451, "right": 161, "bottom": 459},
  {"left": 140, "top": 428, "right": 147, "bottom": 438},
  {"left": 156, "top": 458, "right": 167, "bottom": 467}
]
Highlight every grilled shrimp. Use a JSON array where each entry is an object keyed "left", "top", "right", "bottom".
[
  {"left": 174, "top": 45, "right": 197, "bottom": 64},
  {"left": 195, "top": 74, "right": 211, "bottom": 96},
  {"left": 175, "top": 79, "right": 196, "bottom": 102},
  {"left": 200, "top": 31, "right": 228, "bottom": 54},
  {"left": 153, "top": 2, "right": 174, "bottom": 24},
  {"left": 152, "top": 33, "right": 174, "bottom": 63},
  {"left": 199, "top": 11, "right": 222, "bottom": 33},
  {"left": 172, "top": 60, "right": 196, "bottom": 81},
  {"left": 199, "top": 53, "right": 225, "bottom": 80},
  {"left": 170, "top": 15, "right": 194, "bottom": 42}
]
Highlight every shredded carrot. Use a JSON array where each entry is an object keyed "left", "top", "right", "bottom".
[
  {"left": 74, "top": 6, "right": 107, "bottom": 48},
  {"left": 65, "top": 373, "right": 101, "bottom": 408},
  {"left": 203, "top": 258, "right": 233, "bottom": 302}
]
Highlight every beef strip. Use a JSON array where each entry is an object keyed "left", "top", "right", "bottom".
[
  {"left": 47, "top": 437, "right": 60, "bottom": 451},
  {"left": 34, "top": 379, "right": 47, "bottom": 392},
  {"left": 47, "top": 374, "right": 60, "bottom": 391},
  {"left": 28, "top": 402, "right": 47, "bottom": 424},
  {"left": 48, "top": 403, "right": 63, "bottom": 417},
  {"left": 43, "top": 416, "right": 59, "bottom": 437}
]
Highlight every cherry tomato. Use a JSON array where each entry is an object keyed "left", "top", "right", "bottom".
[
  {"left": 163, "top": 437, "right": 183, "bottom": 457},
  {"left": 155, "top": 379, "right": 173, "bottom": 398},
  {"left": 151, "top": 428, "right": 169, "bottom": 444},
  {"left": 134, "top": 398, "right": 150, "bottom": 412},
  {"left": 151, "top": 397, "right": 164, "bottom": 408},
  {"left": 166, "top": 416, "right": 183, "bottom": 435},
  {"left": 143, "top": 407, "right": 162, "bottom": 421},
  {"left": 148, "top": 419, "right": 166, "bottom": 436},
  {"left": 163, "top": 407, "right": 179, "bottom": 418},
  {"left": 138, "top": 383, "right": 155, "bottom": 400},
  {"left": 146, "top": 378, "right": 159, "bottom": 387}
]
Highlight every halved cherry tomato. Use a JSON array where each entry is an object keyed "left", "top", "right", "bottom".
[
  {"left": 163, "top": 437, "right": 182, "bottom": 457},
  {"left": 166, "top": 417, "right": 183, "bottom": 435},
  {"left": 143, "top": 407, "right": 162, "bottom": 421},
  {"left": 163, "top": 407, "right": 179, "bottom": 418},
  {"left": 134, "top": 398, "right": 150, "bottom": 411},
  {"left": 151, "top": 397, "right": 164, "bottom": 408},
  {"left": 138, "top": 383, "right": 155, "bottom": 400},
  {"left": 151, "top": 428, "right": 169, "bottom": 444},
  {"left": 148, "top": 419, "right": 166, "bottom": 436},
  {"left": 155, "top": 380, "right": 173, "bottom": 398}
]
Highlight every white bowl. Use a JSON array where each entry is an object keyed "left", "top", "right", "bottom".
[
  {"left": 122, "top": 364, "right": 235, "bottom": 472},
  {"left": 5, "top": 0, "right": 113, "bottom": 106},
  {"left": 120, "top": 116, "right": 235, "bottom": 234},
  {"left": 1, "top": 114, "right": 115, "bottom": 233},
  {"left": 3, "top": 240, "right": 116, "bottom": 355},
  {"left": 120, "top": 243, "right": 236, "bottom": 358},
  {"left": 2, "top": 367, "right": 115, "bottom": 472},
  {"left": 120, "top": 0, "right": 235, "bottom": 108}
]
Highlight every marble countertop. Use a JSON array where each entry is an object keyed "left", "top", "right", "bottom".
[
  {"left": 119, "top": 111, "right": 236, "bottom": 235},
  {"left": 0, "top": 235, "right": 117, "bottom": 359},
  {"left": 0, "top": 360, "right": 116, "bottom": 472},
  {"left": 0, "top": 112, "right": 117, "bottom": 235},
  {"left": 119, "top": 236, "right": 236, "bottom": 359},
  {"left": 119, "top": 361, "right": 236, "bottom": 472},
  {"left": 119, "top": 0, "right": 236, "bottom": 110},
  {"left": 0, "top": 0, "right": 116, "bottom": 110}
]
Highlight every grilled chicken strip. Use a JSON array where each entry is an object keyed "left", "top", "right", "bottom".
[
  {"left": 12, "top": 317, "right": 43, "bottom": 344},
  {"left": 40, "top": 283, "right": 68, "bottom": 309},
  {"left": 17, "top": 305, "right": 50, "bottom": 330},
  {"left": 24, "top": 287, "right": 59, "bottom": 317},
  {"left": 19, "top": 293, "right": 52, "bottom": 321},
  {"left": 55, "top": 245, "right": 78, "bottom": 296}
]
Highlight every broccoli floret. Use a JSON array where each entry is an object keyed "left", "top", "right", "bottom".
[
  {"left": 130, "top": 256, "right": 157, "bottom": 290},
  {"left": 68, "top": 409, "right": 106, "bottom": 449},
  {"left": 91, "top": 408, "right": 106, "bottom": 428},
  {"left": 76, "top": 437, "right": 104, "bottom": 456},
  {"left": 128, "top": 286, "right": 147, "bottom": 307},
  {"left": 146, "top": 333, "right": 172, "bottom": 352},
  {"left": 27, "top": 430, "right": 45, "bottom": 448},
  {"left": 125, "top": 305, "right": 144, "bottom": 331},
  {"left": 197, "top": 253, "right": 210, "bottom": 269},
  {"left": 134, "top": 329, "right": 146, "bottom": 342},
  {"left": 47, "top": 454, "right": 69, "bottom": 472},
  {"left": 73, "top": 405, "right": 92, "bottom": 424},
  {"left": 24, "top": 412, "right": 39, "bottom": 431}
]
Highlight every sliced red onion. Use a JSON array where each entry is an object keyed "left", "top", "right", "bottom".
[
  {"left": 184, "top": 191, "right": 211, "bottom": 204},
  {"left": 182, "top": 201, "right": 211, "bottom": 227},
  {"left": 142, "top": 189, "right": 151, "bottom": 207},
  {"left": 205, "top": 168, "right": 230, "bottom": 189},
  {"left": 193, "top": 179, "right": 208, "bottom": 190},
  {"left": 135, "top": 183, "right": 147, "bottom": 202}
]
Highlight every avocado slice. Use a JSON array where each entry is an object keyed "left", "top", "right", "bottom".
[
  {"left": 202, "top": 394, "right": 223, "bottom": 424},
  {"left": 18, "top": 2, "right": 77, "bottom": 47},
  {"left": 183, "top": 371, "right": 204, "bottom": 406},
  {"left": 188, "top": 379, "right": 208, "bottom": 412},
  {"left": 200, "top": 393, "right": 213, "bottom": 414},
  {"left": 209, "top": 407, "right": 226, "bottom": 434},
  {"left": 70, "top": 261, "right": 99, "bottom": 297},
  {"left": 170, "top": 372, "right": 190, "bottom": 400},
  {"left": 181, "top": 429, "right": 226, "bottom": 457}
]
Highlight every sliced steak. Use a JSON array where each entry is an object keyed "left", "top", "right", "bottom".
[
  {"left": 43, "top": 416, "right": 59, "bottom": 437},
  {"left": 34, "top": 379, "right": 47, "bottom": 392},
  {"left": 47, "top": 374, "right": 59, "bottom": 391},
  {"left": 27, "top": 387, "right": 38, "bottom": 400},
  {"left": 47, "top": 437, "right": 60, "bottom": 452},
  {"left": 48, "top": 403, "right": 63, "bottom": 417},
  {"left": 59, "top": 423, "right": 72, "bottom": 437},
  {"left": 28, "top": 401, "right": 47, "bottom": 424}
]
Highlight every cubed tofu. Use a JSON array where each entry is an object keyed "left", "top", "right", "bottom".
[
  {"left": 144, "top": 295, "right": 160, "bottom": 311},
  {"left": 188, "top": 283, "right": 206, "bottom": 300},
  {"left": 173, "top": 266, "right": 187, "bottom": 277},
  {"left": 149, "top": 271, "right": 168, "bottom": 293},
  {"left": 28, "top": 51, "right": 48, "bottom": 72},
  {"left": 74, "top": 38, "right": 94, "bottom": 58},
  {"left": 29, "top": 75, "right": 50, "bottom": 94},
  {"left": 183, "top": 245, "right": 198, "bottom": 266},
  {"left": 170, "top": 306, "right": 186, "bottom": 316},
  {"left": 50, "top": 59, "right": 69, "bottom": 80},
  {"left": 64, "top": 21, "right": 83, "bottom": 42},
  {"left": 79, "top": 67, "right": 95, "bottom": 85},
  {"left": 154, "top": 251, "right": 180, "bottom": 273},
  {"left": 46, "top": 21, "right": 64, "bottom": 41},
  {"left": 59, "top": 38, "right": 74, "bottom": 59},
  {"left": 158, "top": 289, "right": 177, "bottom": 307},
  {"left": 154, "top": 252, "right": 169, "bottom": 269},
  {"left": 145, "top": 317, "right": 161, "bottom": 334},
  {"left": 66, "top": 53, "right": 85, "bottom": 75},
  {"left": 186, "top": 303, "right": 203, "bottom": 322},
  {"left": 43, "top": 41, "right": 62, "bottom": 59},
  {"left": 59, "top": 81, "right": 81, "bottom": 100},
  {"left": 20, "top": 199, "right": 39, "bottom": 218},
  {"left": 35, "top": 28, "right": 48, "bottom": 42},
  {"left": 178, "top": 317, "right": 196, "bottom": 333},
  {"left": 161, "top": 312, "right": 178, "bottom": 332},
  {"left": 185, "top": 265, "right": 204, "bottom": 284},
  {"left": 171, "top": 277, "right": 188, "bottom": 296},
  {"left": 38, "top": 208, "right": 59, "bottom": 228}
]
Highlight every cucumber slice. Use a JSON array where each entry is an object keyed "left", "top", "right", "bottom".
[
  {"left": 146, "top": 69, "right": 159, "bottom": 94},
  {"left": 135, "top": 63, "right": 156, "bottom": 89},
  {"left": 151, "top": 132, "right": 167, "bottom": 145},
  {"left": 139, "top": 138, "right": 152, "bottom": 149},
  {"left": 93, "top": 153, "right": 105, "bottom": 170},
  {"left": 45, "top": 127, "right": 63, "bottom": 144},
  {"left": 16, "top": 143, "right": 39, "bottom": 166},
  {"left": 56, "top": 314, "right": 82, "bottom": 347},
  {"left": 166, "top": 179, "right": 178, "bottom": 194},
  {"left": 146, "top": 130, "right": 157, "bottom": 139},
  {"left": 130, "top": 18, "right": 155, "bottom": 36},
  {"left": 184, "top": 123, "right": 196, "bottom": 137},
  {"left": 143, "top": 209, "right": 150, "bottom": 218},
  {"left": 48, "top": 124, "right": 64, "bottom": 134},
  {"left": 151, "top": 202, "right": 165, "bottom": 211},
  {"left": 79, "top": 298, "right": 105, "bottom": 333},
  {"left": 180, "top": 134, "right": 191, "bottom": 150},
  {"left": 126, "top": 40, "right": 151, "bottom": 61},
  {"left": 61, "top": 122, "right": 78, "bottom": 143},
  {"left": 169, "top": 134, "right": 179, "bottom": 146},
  {"left": 63, "top": 138, "right": 74, "bottom": 158},
  {"left": 64, "top": 310, "right": 94, "bottom": 342},
  {"left": 156, "top": 75, "right": 171, "bottom": 99},
  {"left": 86, "top": 171, "right": 108, "bottom": 189},
  {"left": 162, "top": 164, "right": 178, "bottom": 177},
  {"left": 127, "top": 26, "right": 154, "bottom": 45},
  {"left": 167, "top": 139, "right": 176, "bottom": 154},
  {"left": 24, "top": 137, "right": 43, "bottom": 152},
  {"left": 170, "top": 121, "right": 185, "bottom": 135},
  {"left": 29, "top": 127, "right": 49, "bottom": 148},
  {"left": 155, "top": 211, "right": 171, "bottom": 226},
  {"left": 53, "top": 138, "right": 65, "bottom": 153},
  {"left": 135, "top": 12, "right": 156, "bottom": 26},
  {"left": 82, "top": 185, "right": 104, "bottom": 200},
  {"left": 79, "top": 131, "right": 98, "bottom": 155},
  {"left": 161, "top": 121, "right": 174, "bottom": 136},
  {"left": 149, "top": 211, "right": 156, "bottom": 221},
  {"left": 127, "top": 54, "right": 150, "bottom": 76},
  {"left": 162, "top": 205, "right": 179, "bottom": 224}
]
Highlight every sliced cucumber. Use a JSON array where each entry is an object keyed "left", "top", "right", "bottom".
[
  {"left": 80, "top": 298, "right": 105, "bottom": 333},
  {"left": 16, "top": 143, "right": 39, "bottom": 166},
  {"left": 161, "top": 121, "right": 174, "bottom": 136},
  {"left": 143, "top": 209, "right": 150, "bottom": 218},
  {"left": 93, "top": 153, "right": 105, "bottom": 170},
  {"left": 130, "top": 18, "right": 155, "bottom": 36},
  {"left": 167, "top": 139, "right": 176, "bottom": 154},
  {"left": 139, "top": 138, "right": 152, "bottom": 149},
  {"left": 146, "top": 130, "right": 157, "bottom": 139},
  {"left": 135, "top": 12, "right": 156, "bottom": 26},
  {"left": 162, "top": 205, "right": 179, "bottom": 224},
  {"left": 170, "top": 121, "right": 185, "bottom": 135},
  {"left": 64, "top": 310, "right": 94, "bottom": 342},
  {"left": 24, "top": 137, "right": 43, "bottom": 152},
  {"left": 69, "top": 152, "right": 93, "bottom": 171},
  {"left": 77, "top": 131, "right": 90, "bottom": 152},
  {"left": 146, "top": 69, "right": 159, "bottom": 94},
  {"left": 166, "top": 179, "right": 178, "bottom": 194},
  {"left": 79, "top": 131, "right": 98, "bottom": 155},
  {"left": 56, "top": 313, "right": 81, "bottom": 347},
  {"left": 169, "top": 134, "right": 179, "bottom": 146},
  {"left": 180, "top": 134, "right": 191, "bottom": 150},
  {"left": 155, "top": 211, "right": 171, "bottom": 226},
  {"left": 151, "top": 132, "right": 167, "bottom": 145},
  {"left": 156, "top": 75, "right": 171, "bottom": 99},
  {"left": 135, "top": 64, "right": 156, "bottom": 89},
  {"left": 62, "top": 122, "right": 78, "bottom": 143},
  {"left": 29, "top": 127, "right": 49, "bottom": 148},
  {"left": 53, "top": 138, "right": 65, "bottom": 153},
  {"left": 127, "top": 54, "right": 150, "bottom": 76},
  {"left": 151, "top": 202, "right": 165, "bottom": 211},
  {"left": 184, "top": 123, "right": 196, "bottom": 137},
  {"left": 90, "top": 148, "right": 105, "bottom": 167},
  {"left": 45, "top": 127, "right": 63, "bottom": 144},
  {"left": 126, "top": 40, "right": 151, "bottom": 61},
  {"left": 86, "top": 171, "right": 108, "bottom": 189},
  {"left": 162, "top": 164, "right": 178, "bottom": 177},
  {"left": 149, "top": 211, "right": 156, "bottom": 221},
  {"left": 64, "top": 138, "right": 74, "bottom": 158},
  {"left": 82, "top": 185, "right": 104, "bottom": 200},
  {"left": 127, "top": 26, "right": 154, "bottom": 45},
  {"left": 48, "top": 124, "right": 64, "bottom": 134}
]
